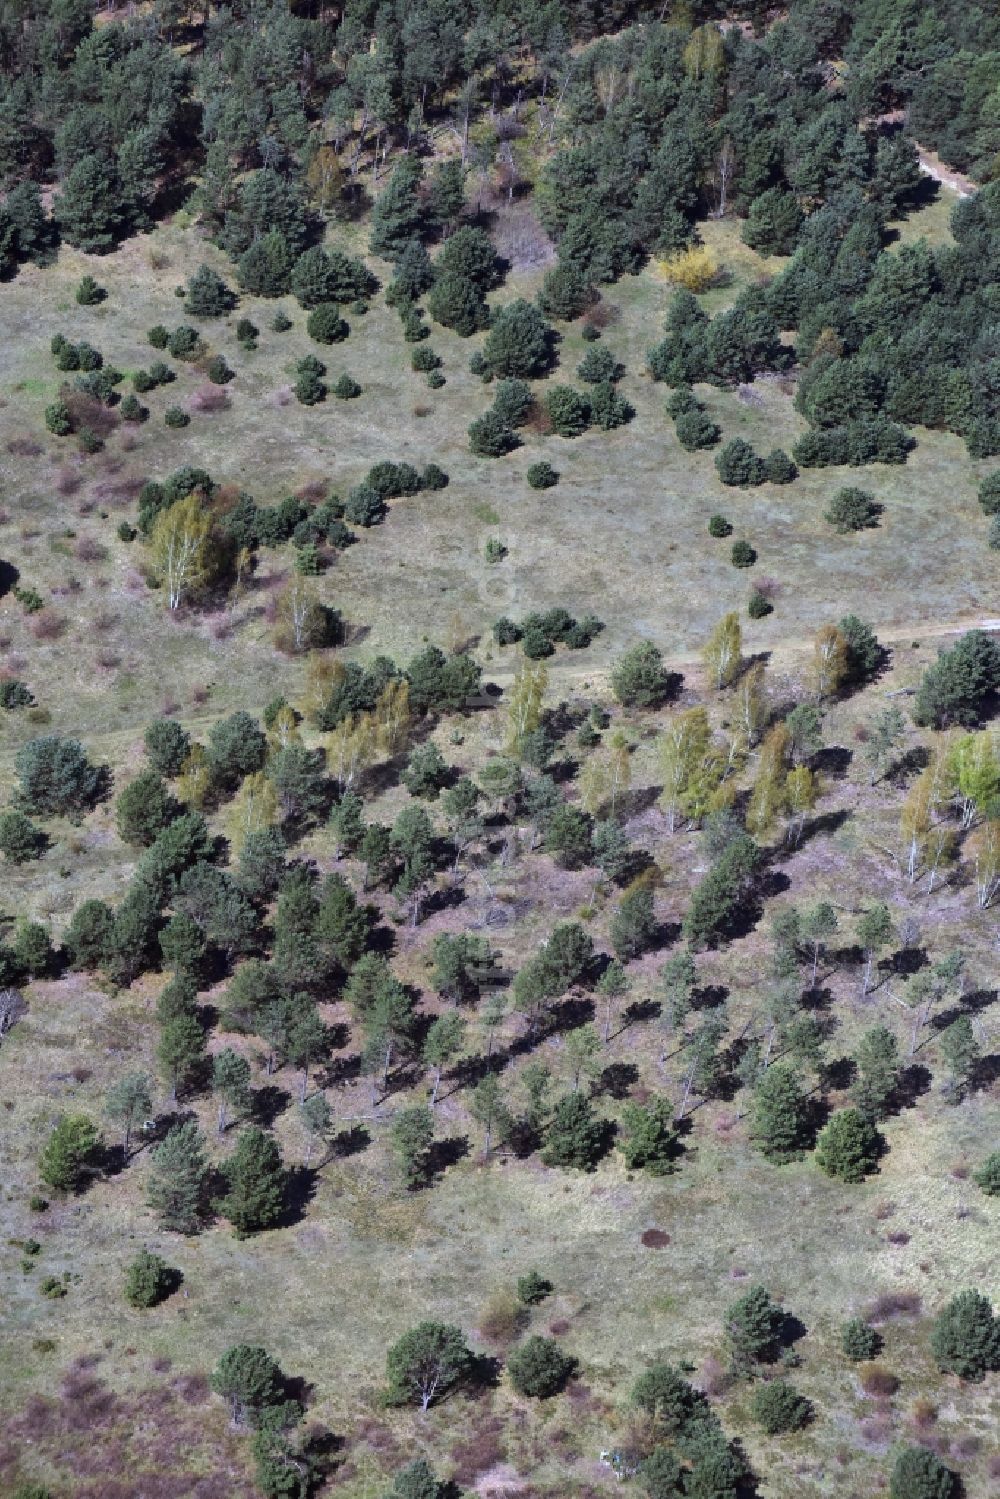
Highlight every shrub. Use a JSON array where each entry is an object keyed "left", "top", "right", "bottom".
[
  {"left": 426, "top": 369, "right": 445, "bottom": 389},
  {"left": 492, "top": 378, "right": 534, "bottom": 429},
  {"left": 748, "top": 590, "right": 772, "bottom": 619},
  {"left": 44, "top": 401, "right": 72, "bottom": 436},
  {"left": 589, "top": 381, "right": 634, "bottom": 430},
  {"left": 546, "top": 386, "right": 590, "bottom": 437},
  {"left": 516, "top": 1270, "right": 552, "bottom": 1305},
  {"left": 978, "top": 472, "right": 1000, "bottom": 515},
  {"left": 469, "top": 411, "right": 517, "bottom": 458},
  {"left": 148, "top": 325, "right": 170, "bottom": 348},
  {"left": 119, "top": 394, "right": 146, "bottom": 423},
  {"left": 236, "top": 317, "right": 259, "bottom": 348},
  {"left": 0, "top": 808, "right": 44, "bottom": 862},
  {"left": 973, "top": 1150, "right": 1000, "bottom": 1196},
  {"left": 132, "top": 368, "right": 155, "bottom": 393},
  {"left": 75, "top": 274, "right": 105, "bottom": 306},
  {"left": 421, "top": 463, "right": 449, "bottom": 491},
  {"left": 731, "top": 540, "right": 756, "bottom": 568},
  {"left": 889, "top": 1448, "right": 955, "bottom": 1499},
  {"left": 825, "top": 487, "right": 879, "bottom": 533},
  {"left": 507, "top": 1335, "right": 574, "bottom": 1397},
  {"left": 271, "top": 311, "right": 293, "bottom": 332},
  {"left": 294, "top": 360, "right": 326, "bottom": 406},
  {"left": 0, "top": 680, "right": 32, "bottom": 709},
  {"left": 765, "top": 448, "right": 797, "bottom": 483},
  {"left": 708, "top": 514, "right": 732, "bottom": 537},
  {"left": 716, "top": 438, "right": 765, "bottom": 486},
  {"left": 148, "top": 360, "right": 174, "bottom": 386},
  {"left": 930, "top": 1290, "right": 1000, "bottom": 1381},
  {"left": 332, "top": 373, "right": 361, "bottom": 399},
  {"left": 344, "top": 484, "right": 385, "bottom": 527},
  {"left": 841, "top": 1318, "right": 881, "bottom": 1361},
  {"left": 124, "top": 1250, "right": 179, "bottom": 1308},
  {"left": 307, "top": 303, "right": 349, "bottom": 344},
  {"left": 527, "top": 461, "right": 558, "bottom": 490},
  {"left": 411, "top": 346, "right": 441, "bottom": 373},
  {"left": 206, "top": 355, "right": 234, "bottom": 385},
  {"left": 750, "top": 1379, "right": 810, "bottom": 1433},
  {"left": 660, "top": 243, "right": 718, "bottom": 291},
  {"left": 164, "top": 407, "right": 190, "bottom": 429},
  {"left": 675, "top": 408, "right": 721, "bottom": 450},
  {"left": 168, "top": 325, "right": 199, "bottom": 360},
  {"left": 989, "top": 515, "right": 1000, "bottom": 550}
]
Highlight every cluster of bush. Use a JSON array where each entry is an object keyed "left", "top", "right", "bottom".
[{"left": 492, "top": 608, "right": 604, "bottom": 658}]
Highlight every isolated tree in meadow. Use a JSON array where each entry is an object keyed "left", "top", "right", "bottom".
[
  {"left": 725, "top": 1285, "right": 785, "bottom": 1372},
  {"left": 889, "top": 1448, "right": 954, "bottom": 1499},
  {"left": 211, "top": 1344, "right": 285, "bottom": 1426},
  {"left": 148, "top": 1121, "right": 209, "bottom": 1234},
  {"left": 801, "top": 901, "right": 838, "bottom": 987},
  {"left": 384, "top": 1322, "right": 472, "bottom": 1411},
  {"left": 973, "top": 1151, "right": 1000, "bottom": 1196},
  {"left": 597, "top": 958, "right": 630, "bottom": 1043},
  {"left": 105, "top": 1072, "right": 152, "bottom": 1158},
  {"left": 750, "top": 1379, "right": 810, "bottom": 1434},
  {"left": 815, "top": 1108, "right": 880, "bottom": 1183},
  {"left": 930, "top": 1290, "right": 1000, "bottom": 1380},
  {"left": 124, "top": 1249, "right": 179, "bottom": 1309},
  {"left": 39, "top": 1114, "right": 101, "bottom": 1192},
  {"left": 15, "top": 735, "right": 103, "bottom": 818},
  {"left": 507, "top": 1335, "right": 574, "bottom": 1397},
  {"left": 611, "top": 641, "right": 671, "bottom": 708}
]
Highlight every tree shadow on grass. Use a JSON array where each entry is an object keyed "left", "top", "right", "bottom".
[{"left": 423, "top": 1133, "right": 471, "bottom": 1185}]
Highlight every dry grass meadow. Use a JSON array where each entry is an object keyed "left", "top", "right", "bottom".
[{"left": 0, "top": 187, "right": 998, "bottom": 1497}]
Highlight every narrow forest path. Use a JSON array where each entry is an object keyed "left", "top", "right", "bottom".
[{"left": 915, "top": 145, "right": 978, "bottom": 200}]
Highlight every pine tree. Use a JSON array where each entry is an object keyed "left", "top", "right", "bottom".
[
  {"left": 220, "top": 1126, "right": 286, "bottom": 1236},
  {"left": 814, "top": 1108, "right": 879, "bottom": 1183},
  {"left": 55, "top": 152, "right": 127, "bottom": 252},
  {"left": 750, "top": 1064, "right": 808, "bottom": 1163},
  {"left": 148, "top": 1121, "right": 209, "bottom": 1234},
  {"left": 39, "top": 1114, "right": 101, "bottom": 1192}
]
